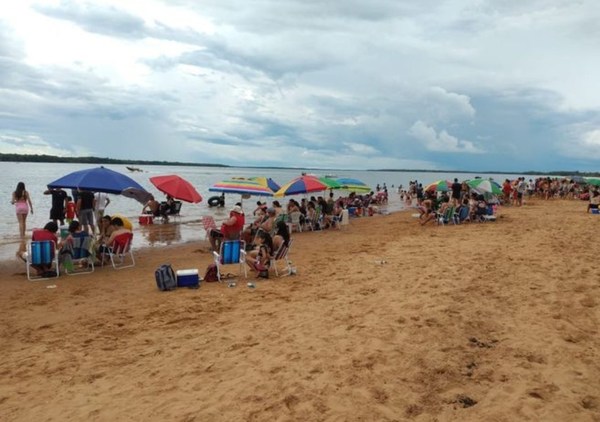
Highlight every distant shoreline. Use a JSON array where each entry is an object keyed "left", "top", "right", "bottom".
[{"left": 1, "top": 153, "right": 598, "bottom": 177}]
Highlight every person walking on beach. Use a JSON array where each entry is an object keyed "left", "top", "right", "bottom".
[
  {"left": 44, "top": 187, "right": 67, "bottom": 226},
  {"left": 11, "top": 182, "right": 33, "bottom": 239}
]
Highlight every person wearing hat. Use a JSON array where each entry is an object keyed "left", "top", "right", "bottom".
[{"left": 209, "top": 205, "right": 245, "bottom": 251}]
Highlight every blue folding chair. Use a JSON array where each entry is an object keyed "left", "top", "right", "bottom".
[
  {"left": 26, "top": 240, "right": 59, "bottom": 280},
  {"left": 61, "top": 233, "right": 95, "bottom": 275},
  {"left": 212, "top": 240, "right": 247, "bottom": 282}
]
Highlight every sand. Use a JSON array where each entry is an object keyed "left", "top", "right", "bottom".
[{"left": 0, "top": 199, "right": 599, "bottom": 421}]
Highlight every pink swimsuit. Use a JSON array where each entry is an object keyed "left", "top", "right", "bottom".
[{"left": 15, "top": 201, "right": 29, "bottom": 215}]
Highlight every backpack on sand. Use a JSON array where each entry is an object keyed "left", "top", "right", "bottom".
[{"left": 155, "top": 264, "right": 177, "bottom": 291}]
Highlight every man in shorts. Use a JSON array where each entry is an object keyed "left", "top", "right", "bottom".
[
  {"left": 76, "top": 190, "right": 96, "bottom": 235},
  {"left": 44, "top": 188, "right": 67, "bottom": 225}
]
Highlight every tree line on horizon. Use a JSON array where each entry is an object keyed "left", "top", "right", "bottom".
[
  {"left": 0, "top": 153, "right": 228, "bottom": 168},
  {"left": 0, "top": 153, "right": 598, "bottom": 176}
]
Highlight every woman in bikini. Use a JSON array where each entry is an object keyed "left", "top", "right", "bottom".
[{"left": 11, "top": 181, "right": 33, "bottom": 239}]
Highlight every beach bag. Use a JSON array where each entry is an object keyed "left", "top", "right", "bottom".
[
  {"left": 155, "top": 264, "right": 177, "bottom": 291},
  {"left": 204, "top": 263, "right": 219, "bottom": 282}
]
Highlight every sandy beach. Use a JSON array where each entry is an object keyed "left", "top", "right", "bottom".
[{"left": 0, "top": 199, "right": 598, "bottom": 421}]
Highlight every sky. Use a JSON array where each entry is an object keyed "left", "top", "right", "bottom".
[{"left": 1, "top": 0, "right": 599, "bottom": 171}]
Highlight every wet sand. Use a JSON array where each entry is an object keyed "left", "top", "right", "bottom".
[{"left": 0, "top": 199, "right": 599, "bottom": 421}]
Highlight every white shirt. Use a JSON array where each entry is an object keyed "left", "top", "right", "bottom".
[{"left": 94, "top": 192, "right": 109, "bottom": 211}]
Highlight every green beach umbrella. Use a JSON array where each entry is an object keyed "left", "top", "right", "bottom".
[
  {"left": 583, "top": 177, "right": 600, "bottom": 187},
  {"left": 467, "top": 179, "right": 502, "bottom": 195},
  {"left": 318, "top": 176, "right": 342, "bottom": 189},
  {"left": 424, "top": 180, "right": 452, "bottom": 192}
]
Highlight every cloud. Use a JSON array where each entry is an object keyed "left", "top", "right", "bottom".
[
  {"left": 408, "top": 120, "right": 482, "bottom": 153},
  {"left": 0, "top": 0, "right": 599, "bottom": 172}
]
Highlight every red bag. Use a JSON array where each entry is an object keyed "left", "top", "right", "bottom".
[{"left": 204, "top": 263, "right": 219, "bottom": 282}]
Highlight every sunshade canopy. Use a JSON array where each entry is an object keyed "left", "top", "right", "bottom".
[
  {"left": 274, "top": 175, "right": 330, "bottom": 197},
  {"left": 47, "top": 166, "right": 146, "bottom": 194},
  {"left": 149, "top": 175, "right": 202, "bottom": 203},
  {"left": 209, "top": 179, "right": 275, "bottom": 196}
]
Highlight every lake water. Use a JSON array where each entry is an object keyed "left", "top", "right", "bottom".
[{"left": 1, "top": 161, "right": 531, "bottom": 262}]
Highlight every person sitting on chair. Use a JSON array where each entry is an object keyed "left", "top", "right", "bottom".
[
  {"left": 209, "top": 205, "right": 244, "bottom": 251},
  {"left": 97, "top": 217, "right": 132, "bottom": 264},
  {"left": 60, "top": 220, "right": 92, "bottom": 270},
  {"left": 142, "top": 195, "right": 169, "bottom": 222},
  {"left": 245, "top": 230, "right": 273, "bottom": 279},
  {"left": 23, "top": 222, "right": 61, "bottom": 276},
  {"left": 272, "top": 220, "right": 290, "bottom": 252}
]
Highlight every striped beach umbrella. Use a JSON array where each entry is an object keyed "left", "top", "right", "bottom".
[
  {"left": 318, "top": 177, "right": 342, "bottom": 189},
  {"left": 334, "top": 177, "right": 372, "bottom": 193},
  {"left": 209, "top": 179, "right": 274, "bottom": 196},
  {"left": 424, "top": 180, "right": 453, "bottom": 192},
  {"left": 274, "top": 175, "right": 330, "bottom": 197},
  {"left": 232, "top": 176, "right": 281, "bottom": 192},
  {"left": 584, "top": 177, "right": 600, "bottom": 187},
  {"left": 467, "top": 179, "right": 502, "bottom": 195}
]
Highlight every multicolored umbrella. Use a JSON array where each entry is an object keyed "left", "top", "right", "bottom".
[
  {"left": 467, "top": 179, "right": 502, "bottom": 195},
  {"left": 47, "top": 166, "right": 146, "bottom": 194},
  {"left": 318, "top": 177, "right": 342, "bottom": 189},
  {"left": 424, "top": 180, "right": 453, "bottom": 192},
  {"left": 274, "top": 175, "right": 330, "bottom": 197},
  {"left": 150, "top": 175, "right": 202, "bottom": 203},
  {"left": 209, "top": 179, "right": 274, "bottom": 196},
  {"left": 334, "top": 177, "right": 372, "bottom": 193},
  {"left": 232, "top": 176, "right": 281, "bottom": 192}
]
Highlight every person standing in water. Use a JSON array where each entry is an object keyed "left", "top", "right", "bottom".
[{"left": 11, "top": 181, "right": 33, "bottom": 239}]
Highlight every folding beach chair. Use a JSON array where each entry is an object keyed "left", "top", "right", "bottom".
[
  {"left": 436, "top": 206, "right": 457, "bottom": 225},
  {"left": 102, "top": 232, "right": 135, "bottom": 269},
  {"left": 26, "top": 240, "right": 59, "bottom": 281},
  {"left": 288, "top": 211, "right": 303, "bottom": 233},
  {"left": 332, "top": 209, "right": 349, "bottom": 230},
  {"left": 61, "top": 233, "right": 95, "bottom": 275},
  {"left": 169, "top": 201, "right": 182, "bottom": 219},
  {"left": 212, "top": 239, "right": 247, "bottom": 282},
  {"left": 270, "top": 238, "right": 293, "bottom": 277}
]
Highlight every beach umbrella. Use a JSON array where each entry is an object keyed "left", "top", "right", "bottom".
[
  {"left": 334, "top": 177, "right": 372, "bottom": 193},
  {"left": 47, "top": 166, "right": 145, "bottom": 194},
  {"left": 467, "top": 179, "right": 502, "bottom": 195},
  {"left": 274, "top": 175, "right": 330, "bottom": 197},
  {"left": 149, "top": 175, "right": 202, "bottom": 203},
  {"left": 121, "top": 187, "right": 153, "bottom": 204},
  {"left": 318, "top": 176, "right": 342, "bottom": 190},
  {"left": 209, "top": 179, "right": 275, "bottom": 196},
  {"left": 584, "top": 177, "right": 600, "bottom": 187},
  {"left": 232, "top": 176, "right": 281, "bottom": 192},
  {"left": 424, "top": 180, "right": 452, "bottom": 192}
]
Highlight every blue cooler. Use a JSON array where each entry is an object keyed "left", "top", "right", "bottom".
[{"left": 176, "top": 269, "right": 200, "bottom": 288}]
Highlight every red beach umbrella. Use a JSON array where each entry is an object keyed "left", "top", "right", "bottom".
[{"left": 149, "top": 175, "right": 202, "bottom": 203}]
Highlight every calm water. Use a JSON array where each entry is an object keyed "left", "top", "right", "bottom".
[{"left": 0, "top": 162, "right": 531, "bottom": 261}]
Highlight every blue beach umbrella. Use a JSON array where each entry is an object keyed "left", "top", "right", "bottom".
[{"left": 47, "top": 166, "right": 147, "bottom": 194}]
